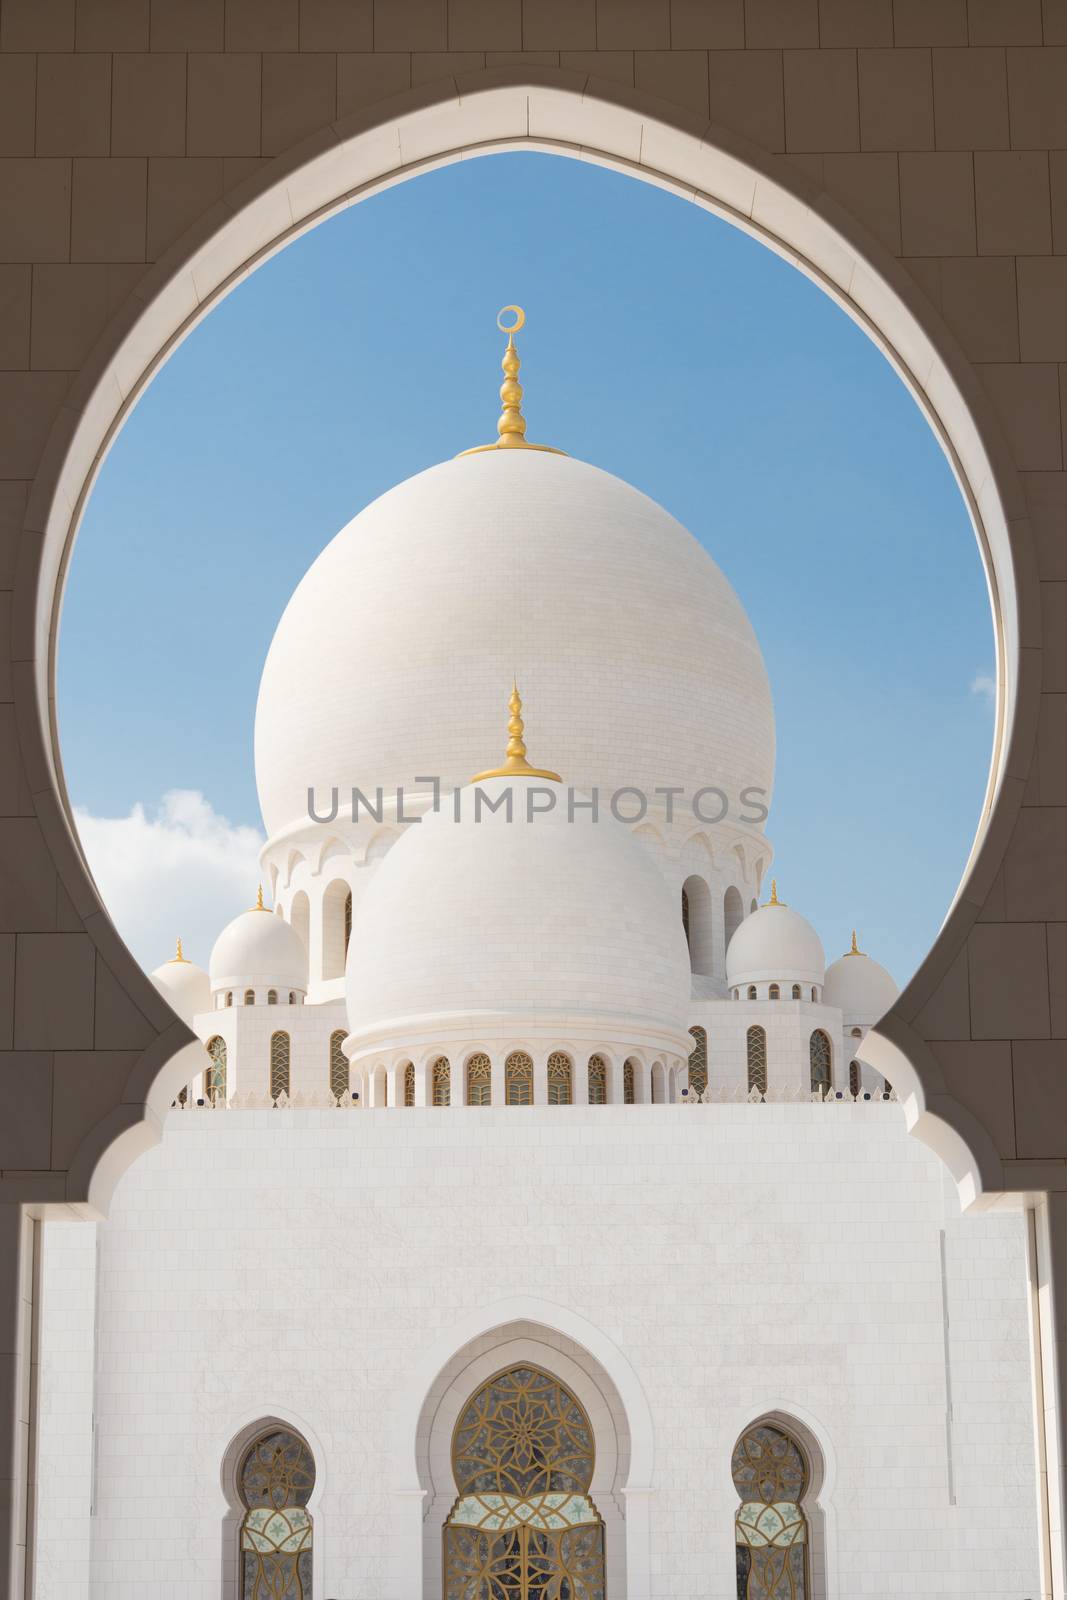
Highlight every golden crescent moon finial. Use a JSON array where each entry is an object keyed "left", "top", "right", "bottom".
[{"left": 497, "top": 304, "right": 525, "bottom": 335}]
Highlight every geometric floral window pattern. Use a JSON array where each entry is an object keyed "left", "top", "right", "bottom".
[
  {"left": 329, "top": 1029, "right": 348, "bottom": 1101},
  {"left": 239, "top": 1427, "right": 315, "bottom": 1600},
  {"left": 444, "top": 1364, "right": 605, "bottom": 1600},
  {"left": 506, "top": 1051, "right": 534, "bottom": 1106},
  {"left": 433, "top": 1056, "right": 451, "bottom": 1106},
  {"left": 732, "top": 1422, "right": 808, "bottom": 1599},
  {"left": 623, "top": 1060, "right": 635, "bottom": 1104},
  {"left": 269, "top": 1032, "right": 291, "bottom": 1102},
  {"left": 688, "top": 1026, "right": 708, "bottom": 1095},
  {"left": 206, "top": 1035, "right": 227, "bottom": 1103},
  {"left": 547, "top": 1052, "right": 572, "bottom": 1105},
  {"left": 587, "top": 1055, "right": 607, "bottom": 1105},
  {"left": 809, "top": 1030, "right": 832, "bottom": 1096},
  {"left": 404, "top": 1061, "right": 415, "bottom": 1106},
  {"left": 746, "top": 1026, "right": 767, "bottom": 1095},
  {"left": 467, "top": 1053, "right": 492, "bottom": 1107}
]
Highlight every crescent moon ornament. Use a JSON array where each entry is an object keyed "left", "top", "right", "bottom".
[{"left": 497, "top": 304, "right": 525, "bottom": 334}]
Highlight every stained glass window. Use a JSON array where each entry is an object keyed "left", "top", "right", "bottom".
[
  {"left": 746, "top": 1027, "right": 767, "bottom": 1095},
  {"left": 623, "top": 1060, "right": 635, "bottom": 1105},
  {"left": 205, "top": 1036, "right": 226, "bottom": 1104},
  {"left": 732, "top": 1422, "right": 808, "bottom": 1600},
  {"left": 547, "top": 1052, "right": 572, "bottom": 1105},
  {"left": 404, "top": 1062, "right": 415, "bottom": 1106},
  {"left": 467, "top": 1053, "right": 492, "bottom": 1107},
  {"left": 588, "top": 1055, "right": 607, "bottom": 1105},
  {"left": 688, "top": 1026, "right": 708, "bottom": 1096},
  {"left": 329, "top": 1030, "right": 348, "bottom": 1101},
  {"left": 445, "top": 1365, "right": 605, "bottom": 1600},
  {"left": 239, "top": 1427, "right": 315, "bottom": 1600},
  {"left": 270, "top": 1032, "right": 290, "bottom": 1102},
  {"left": 433, "top": 1057, "right": 451, "bottom": 1106},
  {"left": 506, "top": 1051, "right": 533, "bottom": 1106},
  {"left": 809, "top": 1030, "right": 832, "bottom": 1095}
]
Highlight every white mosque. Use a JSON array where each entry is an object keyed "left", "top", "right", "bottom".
[{"left": 35, "top": 311, "right": 1041, "bottom": 1600}]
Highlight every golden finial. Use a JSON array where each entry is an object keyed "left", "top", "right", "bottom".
[
  {"left": 251, "top": 884, "right": 266, "bottom": 912},
  {"left": 459, "top": 306, "right": 565, "bottom": 457},
  {"left": 471, "top": 682, "right": 562, "bottom": 783},
  {"left": 764, "top": 878, "right": 785, "bottom": 907},
  {"left": 171, "top": 936, "right": 188, "bottom": 963},
  {"left": 847, "top": 928, "right": 864, "bottom": 956}
]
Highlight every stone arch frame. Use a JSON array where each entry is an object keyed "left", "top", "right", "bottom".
[
  {"left": 216, "top": 1408, "right": 328, "bottom": 1600},
  {"left": 392, "top": 1297, "right": 655, "bottom": 1599},
  {"left": 723, "top": 1401, "right": 839, "bottom": 1600}
]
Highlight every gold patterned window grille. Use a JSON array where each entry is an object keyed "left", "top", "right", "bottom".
[
  {"left": 244, "top": 989, "right": 255, "bottom": 1007},
  {"left": 239, "top": 1427, "right": 315, "bottom": 1600},
  {"left": 444, "top": 1364, "right": 604, "bottom": 1600},
  {"left": 746, "top": 1027, "right": 767, "bottom": 1095},
  {"left": 329, "top": 1030, "right": 348, "bottom": 1101},
  {"left": 849, "top": 1060, "right": 860, "bottom": 1097},
  {"left": 732, "top": 1422, "right": 809, "bottom": 1600},
  {"left": 623, "top": 1060, "right": 635, "bottom": 1104},
  {"left": 433, "top": 1057, "right": 451, "bottom": 1106},
  {"left": 769, "top": 983, "right": 780, "bottom": 1000},
  {"left": 587, "top": 1055, "right": 607, "bottom": 1105},
  {"left": 688, "top": 1026, "right": 708, "bottom": 1096},
  {"left": 269, "top": 1031, "right": 291, "bottom": 1101},
  {"left": 205, "top": 1036, "right": 227, "bottom": 1104},
  {"left": 547, "top": 1052, "right": 572, "bottom": 1105},
  {"left": 404, "top": 1062, "right": 415, "bottom": 1106},
  {"left": 506, "top": 1051, "right": 534, "bottom": 1106},
  {"left": 809, "top": 1030, "right": 832, "bottom": 1095},
  {"left": 467, "top": 1053, "right": 492, "bottom": 1107},
  {"left": 267, "top": 989, "right": 278, "bottom": 1005}
]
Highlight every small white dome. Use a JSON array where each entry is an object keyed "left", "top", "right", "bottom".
[
  {"left": 150, "top": 945, "right": 210, "bottom": 1025},
  {"left": 209, "top": 898, "right": 308, "bottom": 994},
  {"left": 823, "top": 941, "right": 898, "bottom": 1024},
  {"left": 345, "top": 776, "right": 691, "bottom": 1061},
  {"left": 726, "top": 894, "right": 825, "bottom": 989}
]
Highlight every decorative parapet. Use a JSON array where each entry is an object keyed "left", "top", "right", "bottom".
[
  {"left": 680, "top": 1084, "right": 899, "bottom": 1105},
  {"left": 172, "top": 1085, "right": 898, "bottom": 1112}
]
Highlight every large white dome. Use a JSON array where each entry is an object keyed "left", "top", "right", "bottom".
[
  {"left": 344, "top": 776, "right": 691, "bottom": 1061},
  {"left": 255, "top": 449, "right": 774, "bottom": 844},
  {"left": 726, "top": 897, "right": 825, "bottom": 990},
  {"left": 209, "top": 901, "right": 308, "bottom": 994},
  {"left": 823, "top": 943, "right": 898, "bottom": 1024}
]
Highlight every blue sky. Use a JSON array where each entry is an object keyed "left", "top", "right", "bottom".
[{"left": 59, "top": 151, "right": 994, "bottom": 983}]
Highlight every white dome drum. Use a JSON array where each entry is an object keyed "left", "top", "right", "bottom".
[
  {"left": 209, "top": 891, "right": 309, "bottom": 996},
  {"left": 725, "top": 885, "right": 826, "bottom": 992}
]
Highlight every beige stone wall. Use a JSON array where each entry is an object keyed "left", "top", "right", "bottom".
[{"left": 2, "top": 2, "right": 1067, "bottom": 1595}]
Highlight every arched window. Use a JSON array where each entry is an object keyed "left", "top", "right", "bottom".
[
  {"left": 746, "top": 1026, "right": 767, "bottom": 1095},
  {"left": 791, "top": 983, "right": 801, "bottom": 999},
  {"left": 205, "top": 1036, "right": 226, "bottom": 1104},
  {"left": 547, "top": 1051, "right": 572, "bottom": 1105},
  {"left": 329, "top": 1030, "right": 348, "bottom": 1101},
  {"left": 321, "top": 878, "right": 350, "bottom": 980},
  {"left": 244, "top": 988, "right": 255, "bottom": 1006},
  {"left": 733, "top": 1421, "right": 809, "bottom": 1599},
  {"left": 404, "top": 1062, "right": 415, "bottom": 1107},
  {"left": 432, "top": 1057, "right": 451, "bottom": 1106},
  {"left": 267, "top": 989, "right": 277, "bottom": 1005},
  {"left": 849, "top": 1060, "right": 861, "bottom": 1097},
  {"left": 747, "top": 984, "right": 757, "bottom": 1001},
  {"left": 588, "top": 1055, "right": 607, "bottom": 1104},
  {"left": 811, "top": 986, "right": 817, "bottom": 1001},
  {"left": 724, "top": 884, "right": 744, "bottom": 954},
  {"left": 225, "top": 991, "right": 233, "bottom": 1007},
  {"left": 733, "top": 988, "right": 739, "bottom": 1000},
  {"left": 269, "top": 1032, "right": 290, "bottom": 1102},
  {"left": 466, "top": 1053, "right": 491, "bottom": 1107},
  {"left": 623, "top": 1059, "right": 635, "bottom": 1104},
  {"left": 505, "top": 1050, "right": 534, "bottom": 1106},
  {"left": 768, "top": 983, "right": 780, "bottom": 1000},
  {"left": 238, "top": 1426, "right": 314, "bottom": 1599},
  {"left": 444, "top": 1365, "right": 604, "bottom": 1598},
  {"left": 809, "top": 1029, "right": 832, "bottom": 1095},
  {"left": 288, "top": 991, "right": 295, "bottom": 1005},
  {"left": 682, "top": 874, "right": 714, "bottom": 975},
  {"left": 688, "top": 1026, "right": 708, "bottom": 1096},
  {"left": 681, "top": 885, "right": 690, "bottom": 945}
]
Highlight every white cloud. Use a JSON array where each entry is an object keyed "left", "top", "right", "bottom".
[
  {"left": 72, "top": 790, "right": 265, "bottom": 973},
  {"left": 970, "top": 670, "right": 996, "bottom": 708}
]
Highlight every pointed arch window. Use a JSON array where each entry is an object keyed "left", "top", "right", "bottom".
[
  {"left": 433, "top": 1057, "right": 451, "bottom": 1106},
  {"left": 746, "top": 1026, "right": 767, "bottom": 1096},
  {"left": 505, "top": 1051, "right": 533, "bottom": 1106},
  {"left": 404, "top": 1062, "right": 415, "bottom": 1107},
  {"left": 466, "top": 1053, "right": 491, "bottom": 1107},
  {"left": 205, "top": 1036, "right": 226, "bottom": 1104},
  {"left": 269, "top": 1032, "right": 290, "bottom": 1102},
  {"left": 547, "top": 1052, "right": 572, "bottom": 1105},
  {"left": 587, "top": 1055, "right": 607, "bottom": 1105},
  {"left": 623, "top": 1060, "right": 635, "bottom": 1105},
  {"left": 733, "top": 1421, "right": 809, "bottom": 1599},
  {"left": 688, "top": 1026, "right": 708, "bottom": 1096},
  {"left": 238, "top": 1427, "right": 315, "bottom": 1600},
  {"left": 809, "top": 1030, "right": 832, "bottom": 1095},
  {"left": 329, "top": 1030, "right": 348, "bottom": 1101}
]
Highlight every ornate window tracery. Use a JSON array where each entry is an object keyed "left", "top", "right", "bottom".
[
  {"left": 343, "top": 890, "right": 352, "bottom": 957},
  {"left": 269, "top": 1032, "right": 290, "bottom": 1102},
  {"left": 587, "top": 1055, "right": 607, "bottom": 1105},
  {"left": 547, "top": 1052, "right": 572, "bottom": 1105},
  {"left": 849, "top": 1060, "right": 860, "bottom": 1097},
  {"left": 467, "top": 1053, "right": 492, "bottom": 1107},
  {"left": 732, "top": 1422, "right": 809, "bottom": 1600},
  {"left": 506, "top": 1051, "right": 534, "bottom": 1106},
  {"left": 444, "top": 1365, "right": 605, "bottom": 1600},
  {"left": 623, "top": 1060, "right": 635, "bottom": 1104},
  {"left": 238, "top": 1427, "right": 315, "bottom": 1600},
  {"left": 205, "top": 1036, "right": 226, "bottom": 1104},
  {"left": 746, "top": 1027, "right": 767, "bottom": 1095},
  {"left": 688, "top": 1026, "right": 708, "bottom": 1096},
  {"left": 433, "top": 1057, "right": 451, "bottom": 1106},
  {"left": 329, "top": 1030, "right": 348, "bottom": 1101},
  {"left": 404, "top": 1062, "right": 415, "bottom": 1106},
  {"left": 809, "top": 1030, "right": 832, "bottom": 1095}
]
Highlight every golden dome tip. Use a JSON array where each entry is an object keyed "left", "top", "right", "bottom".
[
  {"left": 471, "top": 682, "right": 561, "bottom": 783},
  {"left": 457, "top": 305, "right": 565, "bottom": 458}
]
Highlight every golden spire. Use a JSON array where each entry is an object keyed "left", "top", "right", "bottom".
[
  {"left": 171, "top": 935, "right": 188, "bottom": 963},
  {"left": 471, "top": 682, "right": 561, "bottom": 783},
  {"left": 459, "top": 306, "right": 565, "bottom": 457},
  {"left": 251, "top": 884, "right": 266, "bottom": 911},
  {"left": 847, "top": 928, "right": 864, "bottom": 956},
  {"left": 765, "top": 878, "right": 782, "bottom": 907}
]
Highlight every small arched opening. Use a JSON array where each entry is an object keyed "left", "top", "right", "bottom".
[
  {"left": 724, "top": 884, "right": 744, "bottom": 955},
  {"left": 682, "top": 874, "right": 715, "bottom": 976},
  {"left": 321, "top": 878, "right": 351, "bottom": 981}
]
